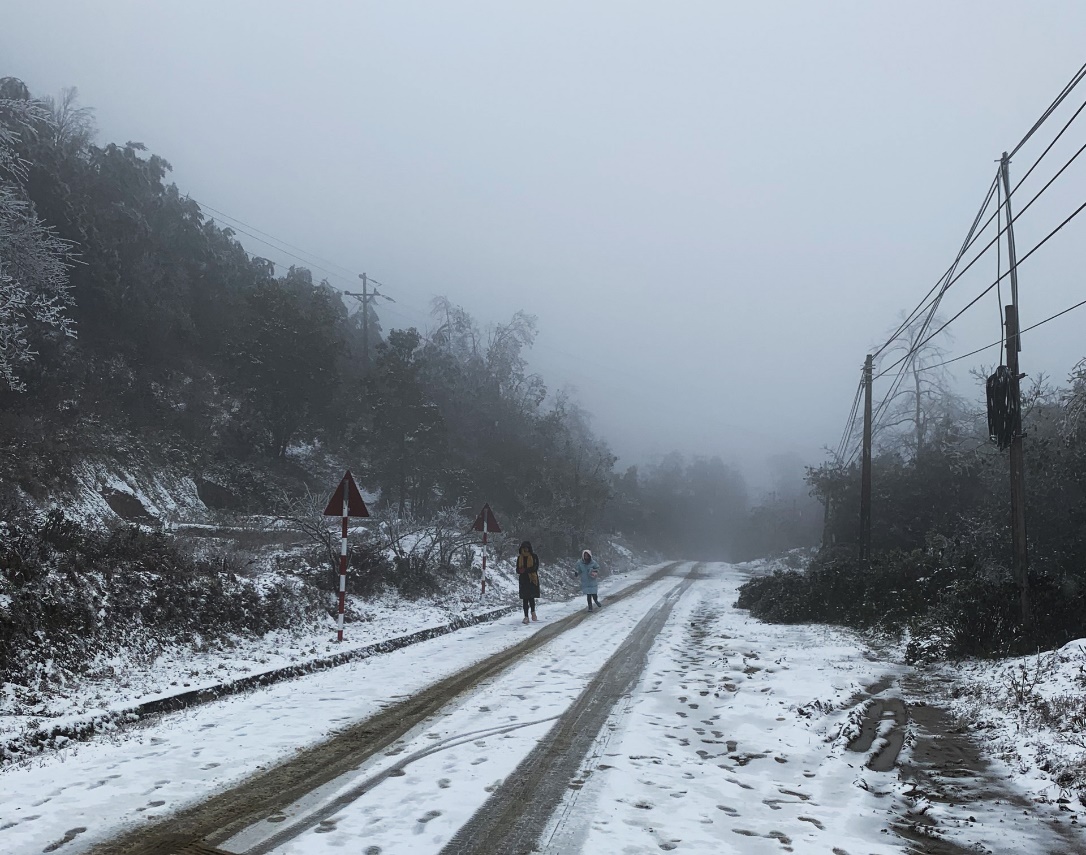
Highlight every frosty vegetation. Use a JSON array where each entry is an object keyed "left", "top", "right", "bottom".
[
  {"left": 0, "top": 78, "right": 819, "bottom": 689},
  {"left": 739, "top": 339, "right": 1086, "bottom": 661},
  {"left": 0, "top": 79, "right": 75, "bottom": 393}
]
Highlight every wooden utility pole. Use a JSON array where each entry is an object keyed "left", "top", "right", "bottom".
[
  {"left": 360, "top": 272, "right": 370, "bottom": 376},
  {"left": 859, "top": 354, "right": 873, "bottom": 561},
  {"left": 344, "top": 273, "right": 394, "bottom": 377},
  {"left": 1000, "top": 151, "right": 1030, "bottom": 630},
  {"left": 1005, "top": 304, "right": 1030, "bottom": 629}
]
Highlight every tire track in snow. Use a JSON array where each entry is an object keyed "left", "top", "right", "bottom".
[
  {"left": 437, "top": 563, "right": 703, "bottom": 855},
  {"left": 86, "top": 562, "right": 686, "bottom": 855}
]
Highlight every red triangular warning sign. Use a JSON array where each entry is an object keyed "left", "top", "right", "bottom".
[
  {"left": 471, "top": 503, "right": 501, "bottom": 533},
  {"left": 323, "top": 470, "right": 370, "bottom": 517}
]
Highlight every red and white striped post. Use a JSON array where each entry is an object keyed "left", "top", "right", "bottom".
[
  {"left": 337, "top": 484, "right": 349, "bottom": 641},
  {"left": 480, "top": 514, "right": 488, "bottom": 598},
  {"left": 471, "top": 504, "right": 502, "bottom": 600},
  {"left": 322, "top": 470, "right": 370, "bottom": 642}
]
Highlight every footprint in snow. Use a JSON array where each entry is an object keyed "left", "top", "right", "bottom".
[
  {"left": 437, "top": 778, "right": 451, "bottom": 789},
  {"left": 41, "top": 827, "right": 87, "bottom": 852}
]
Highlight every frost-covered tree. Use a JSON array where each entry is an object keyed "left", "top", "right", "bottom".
[
  {"left": 0, "top": 82, "right": 74, "bottom": 391},
  {"left": 872, "top": 312, "right": 962, "bottom": 459}
]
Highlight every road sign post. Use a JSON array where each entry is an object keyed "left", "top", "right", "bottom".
[
  {"left": 323, "top": 470, "right": 370, "bottom": 641},
  {"left": 471, "top": 504, "right": 502, "bottom": 598}
]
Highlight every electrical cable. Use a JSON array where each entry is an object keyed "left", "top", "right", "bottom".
[
  {"left": 1010, "top": 95, "right": 1086, "bottom": 201},
  {"left": 873, "top": 91, "right": 1086, "bottom": 360},
  {"left": 920, "top": 295, "right": 1086, "bottom": 371},
  {"left": 873, "top": 174, "right": 999, "bottom": 358},
  {"left": 875, "top": 133, "right": 1086, "bottom": 364},
  {"left": 1010, "top": 59, "right": 1086, "bottom": 158},
  {"left": 195, "top": 199, "right": 362, "bottom": 282},
  {"left": 997, "top": 175, "right": 1004, "bottom": 353},
  {"left": 198, "top": 213, "right": 360, "bottom": 287},
  {"left": 835, "top": 375, "right": 865, "bottom": 464},
  {"left": 874, "top": 194, "right": 1086, "bottom": 382}
]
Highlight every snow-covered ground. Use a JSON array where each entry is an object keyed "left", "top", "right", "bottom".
[
  {"left": 0, "top": 562, "right": 653, "bottom": 854},
  {"left": 543, "top": 565, "right": 910, "bottom": 854},
  {"left": 0, "top": 585, "right": 509, "bottom": 746},
  {"left": 1, "top": 561, "right": 1081, "bottom": 854},
  {"left": 931, "top": 640, "right": 1086, "bottom": 816}
]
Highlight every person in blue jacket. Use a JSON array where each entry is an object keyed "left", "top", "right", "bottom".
[{"left": 574, "top": 549, "right": 601, "bottom": 611}]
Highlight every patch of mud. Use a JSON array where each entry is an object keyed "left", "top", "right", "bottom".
[
  {"left": 893, "top": 677, "right": 1086, "bottom": 855},
  {"left": 847, "top": 697, "right": 908, "bottom": 771}
]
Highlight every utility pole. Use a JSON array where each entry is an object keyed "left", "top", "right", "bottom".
[
  {"left": 343, "top": 273, "right": 395, "bottom": 377},
  {"left": 360, "top": 272, "right": 369, "bottom": 376},
  {"left": 1000, "top": 152, "right": 1030, "bottom": 630},
  {"left": 859, "top": 354, "right": 873, "bottom": 561}
]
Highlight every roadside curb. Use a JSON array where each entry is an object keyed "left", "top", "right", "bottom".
[{"left": 1, "top": 604, "right": 519, "bottom": 765}]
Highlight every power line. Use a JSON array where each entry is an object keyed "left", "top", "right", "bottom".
[
  {"left": 872, "top": 174, "right": 999, "bottom": 359},
  {"left": 874, "top": 193, "right": 1086, "bottom": 382},
  {"left": 921, "top": 294, "right": 1086, "bottom": 371},
  {"left": 1010, "top": 59, "right": 1086, "bottom": 158},
  {"left": 1010, "top": 94, "right": 1086, "bottom": 201},
  {"left": 868, "top": 186, "right": 1086, "bottom": 440},
  {"left": 197, "top": 209, "right": 359, "bottom": 286},
  {"left": 873, "top": 90, "right": 1086, "bottom": 361},
  {"left": 835, "top": 374, "right": 865, "bottom": 464},
  {"left": 195, "top": 199, "right": 361, "bottom": 282}
]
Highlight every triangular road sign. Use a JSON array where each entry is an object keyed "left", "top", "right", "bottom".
[
  {"left": 471, "top": 503, "right": 502, "bottom": 533},
  {"left": 323, "top": 470, "right": 370, "bottom": 517}
]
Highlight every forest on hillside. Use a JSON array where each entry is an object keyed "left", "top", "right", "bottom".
[{"left": 0, "top": 77, "right": 818, "bottom": 563}]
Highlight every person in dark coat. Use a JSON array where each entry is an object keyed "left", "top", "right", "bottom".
[
  {"left": 575, "top": 549, "right": 601, "bottom": 611},
  {"left": 516, "top": 541, "right": 541, "bottom": 624}
]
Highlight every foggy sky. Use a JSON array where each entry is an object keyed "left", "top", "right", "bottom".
[{"left": 5, "top": 1, "right": 1086, "bottom": 492}]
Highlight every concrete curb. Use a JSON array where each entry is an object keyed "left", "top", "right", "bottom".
[{"left": 1, "top": 604, "right": 519, "bottom": 765}]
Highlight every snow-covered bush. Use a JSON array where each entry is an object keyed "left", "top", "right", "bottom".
[{"left": 0, "top": 508, "right": 321, "bottom": 688}]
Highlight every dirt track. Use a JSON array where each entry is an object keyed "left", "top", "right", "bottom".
[
  {"left": 88, "top": 563, "right": 684, "bottom": 855},
  {"left": 438, "top": 564, "right": 701, "bottom": 855}
]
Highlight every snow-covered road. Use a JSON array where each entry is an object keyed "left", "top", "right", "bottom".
[
  {"left": 2, "top": 562, "right": 1079, "bottom": 855},
  {"left": 0, "top": 563, "right": 675, "bottom": 854}
]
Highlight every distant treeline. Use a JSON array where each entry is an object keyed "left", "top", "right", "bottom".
[{"left": 0, "top": 77, "right": 818, "bottom": 560}]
